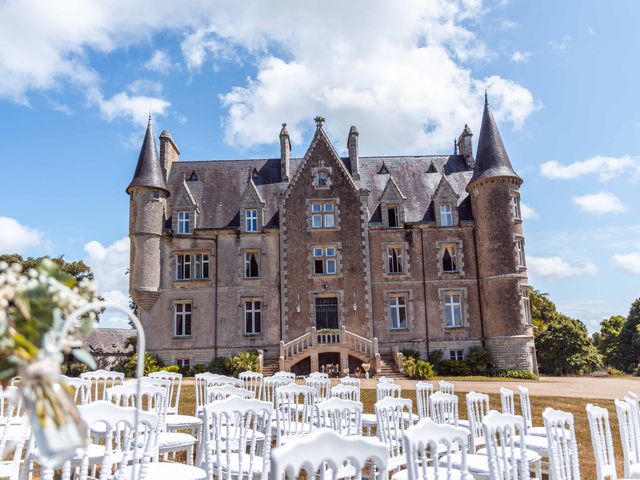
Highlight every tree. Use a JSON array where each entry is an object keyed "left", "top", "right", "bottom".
[
  {"left": 0, "top": 254, "right": 93, "bottom": 283},
  {"left": 595, "top": 315, "right": 626, "bottom": 369},
  {"left": 616, "top": 299, "right": 640, "bottom": 373}
]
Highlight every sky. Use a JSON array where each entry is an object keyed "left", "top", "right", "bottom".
[{"left": 0, "top": 0, "right": 638, "bottom": 331}]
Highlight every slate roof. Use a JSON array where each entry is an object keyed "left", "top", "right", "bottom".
[
  {"left": 82, "top": 328, "right": 135, "bottom": 356},
  {"left": 127, "top": 119, "right": 169, "bottom": 195}
]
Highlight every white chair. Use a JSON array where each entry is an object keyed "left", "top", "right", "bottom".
[
  {"left": 340, "top": 376, "right": 361, "bottom": 388},
  {"left": 0, "top": 388, "right": 28, "bottom": 480},
  {"left": 306, "top": 376, "right": 331, "bottom": 402},
  {"left": 429, "top": 392, "right": 460, "bottom": 427},
  {"left": 615, "top": 399, "right": 640, "bottom": 479},
  {"left": 377, "top": 382, "right": 402, "bottom": 402},
  {"left": 60, "top": 375, "right": 92, "bottom": 405},
  {"left": 262, "top": 376, "right": 293, "bottom": 406},
  {"left": 331, "top": 384, "right": 360, "bottom": 402},
  {"left": 200, "top": 396, "right": 273, "bottom": 480},
  {"left": 273, "top": 371, "right": 296, "bottom": 381},
  {"left": 624, "top": 394, "right": 640, "bottom": 470},
  {"left": 207, "top": 384, "right": 255, "bottom": 403},
  {"left": 149, "top": 370, "right": 183, "bottom": 414},
  {"left": 378, "top": 376, "right": 395, "bottom": 384},
  {"left": 80, "top": 369, "right": 124, "bottom": 401},
  {"left": 315, "top": 397, "right": 363, "bottom": 436},
  {"left": 375, "top": 396, "right": 414, "bottom": 473},
  {"left": 466, "top": 391, "right": 490, "bottom": 452},
  {"left": 403, "top": 418, "right": 472, "bottom": 480},
  {"left": 309, "top": 372, "right": 329, "bottom": 379},
  {"left": 543, "top": 407, "right": 580, "bottom": 480},
  {"left": 439, "top": 381, "right": 454, "bottom": 395},
  {"left": 482, "top": 410, "right": 531, "bottom": 480},
  {"left": 0, "top": 386, "right": 24, "bottom": 426},
  {"left": 275, "top": 384, "right": 317, "bottom": 446},
  {"left": 586, "top": 404, "right": 617, "bottom": 480},
  {"left": 518, "top": 386, "right": 546, "bottom": 437},
  {"left": 500, "top": 387, "right": 515, "bottom": 415},
  {"left": 195, "top": 372, "right": 220, "bottom": 415},
  {"left": 271, "top": 428, "right": 389, "bottom": 480},
  {"left": 239, "top": 371, "right": 263, "bottom": 399},
  {"left": 415, "top": 382, "right": 433, "bottom": 420}
]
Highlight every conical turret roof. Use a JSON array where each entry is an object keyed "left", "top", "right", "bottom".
[
  {"left": 126, "top": 117, "right": 169, "bottom": 195},
  {"left": 469, "top": 97, "right": 521, "bottom": 186}
]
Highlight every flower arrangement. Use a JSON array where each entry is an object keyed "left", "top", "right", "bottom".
[{"left": 0, "top": 259, "right": 100, "bottom": 465}]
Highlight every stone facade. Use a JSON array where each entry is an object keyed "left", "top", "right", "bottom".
[{"left": 128, "top": 104, "right": 537, "bottom": 373}]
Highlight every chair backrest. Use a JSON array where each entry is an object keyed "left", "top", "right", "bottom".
[
  {"left": 377, "top": 376, "right": 395, "bottom": 384},
  {"left": 331, "top": 384, "right": 360, "bottom": 402},
  {"left": 376, "top": 382, "right": 401, "bottom": 402},
  {"left": 195, "top": 372, "right": 220, "bottom": 414},
  {"left": 148, "top": 370, "right": 182, "bottom": 415},
  {"left": 500, "top": 387, "right": 515, "bottom": 415},
  {"left": 616, "top": 399, "right": 638, "bottom": 479},
  {"left": 77, "top": 401, "right": 159, "bottom": 480},
  {"left": 207, "top": 384, "right": 255, "bottom": 403},
  {"left": 305, "top": 376, "right": 331, "bottom": 402},
  {"left": 275, "top": 384, "right": 317, "bottom": 445},
  {"left": 0, "top": 388, "right": 28, "bottom": 480},
  {"left": 415, "top": 382, "right": 433, "bottom": 419},
  {"left": 0, "top": 386, "right": 24, "bottom": 423},
  {"left": 315, "top": 397, "right": 363, "bottom": 436},
  {"left": 429, "top": 392, "right": 459, "bottom": 426},
  {"left": 271, "top": 427, "right": 389, "bottom": 480},
  {"left": 309, "top": 372, "right": 329, "bottom": 379},
  {"left": 438, "top": 381, "right": 454, "bottom": 395},
  {"left": 239, "top": 371, "right": 263, "bottom": 399},
  {"left": 107, "top": 382, "right": 168, "bottom": 431},
  {"left": 517, "top": 385, "right": 533, "bottom": 431},
  {"left": 263, "top": 376, "right": 294, "bottom": 405},
  {"left": 375, "top": 396, "right": 414, "bottom": 463},
  {"left": 61, "top": 375, "right": 92, "bottom": 405},
  {"left": 273, "top": 371, "right": 296, "bottom": 380},
  {"left": 543, "top": 407, "right": 580, "bottom": 480},
  {"left": 404, "top": 418, "right": 470, "bottom": 480},
  {"left": 586, "top": 403, "right": 617, "bottom": 480},
  {"left": 482, "top": 410, "right": 528, "bottom": 480},
  {"left": 340, "top": 376, "right": 361, "bottom": 388},
  {"left": 466, "top": 391, "right": 490, "bottom": 451},
  {"left": 80, "top": 369, "right": 124, "bottom": 401},
  {"left": 202, "top": 396, "right": 273, "bottom": 480},
  {"left": 624, "top": 393, "right": 640, "bottom": 467}
]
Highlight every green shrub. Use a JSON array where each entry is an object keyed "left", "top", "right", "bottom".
[
  {"left": 207, "top": 357, "right": 226, "bottom": 374},
  {"left": 428, "top": 349, "right": 444, "bottom": 370},
  {"left": 607, "top": 367, "right": 625, "bottom": 376},
  {"left": 402, "top": 356, "right": 434, "bottom": 379},
  {"left": 465, "top": 347, "right": 494, "bottom": 376},
  {"left": 63, "top": 361, "right": 88, "bottom": 376},
  {"left": 116, "top": 352, "right": 164, "bottom": 377},
  {"left": 400, "top": 348, "right": 421, "bottom": 360},
  {"left": 224, "top": 350, "right": 260, "bottom": 377},
  {"left": 437, "top": 360, "right": 471, "bottom": 376},
  {"left": 192, "top": 363, "right": 208, "bottom": 375},
  {"left": 163, "top": 365, "right": 180, "bottom": 373},
  {"left": 493, "top": 369, "right": 538, "bottom": 380}
]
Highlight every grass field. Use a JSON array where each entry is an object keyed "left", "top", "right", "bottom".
[{"left": 177, "top": 384, "right": 625, "bottom": 479}]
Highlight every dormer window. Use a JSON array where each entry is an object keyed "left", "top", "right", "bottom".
[
  {"left": 318, "top": 172, "right": 328, "bottom": 187},
  {"left": 178, "top": 212, "right": 191, "bottom": 234},
  {"left": 513, "top": 193, "right": 522, "bottom": 221},
  {"left": 439, "top": 204, "right": 453, "bottom": 227},
  {"left": 245, "top": 209, "right": 258, "bottom": 232},
  {"left": 388, "top": 205, "right": 399, "bottom": 228}
]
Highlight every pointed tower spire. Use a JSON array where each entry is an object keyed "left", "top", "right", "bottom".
[
  {"left": 127, "top": 117, "right": 169, "bottom": 195},
  {"left": 469, "top": 95, "right": 521, "bottom": 186}
]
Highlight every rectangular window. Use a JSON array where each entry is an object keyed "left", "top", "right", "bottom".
[
  {"left": 174, "top": 302, "right": 192, "bottom": 337},
  {"left": 388, "top": 205, "right": 399, "bottom": 228},
  {"left": 176, "top": 253, "right": 209, "bottom": 280},
  {"left": 387, "top": 246, "right": 404, "bottom": 274},
  {"left": 194, "top": 253, "right": 209, "bottom": 279},
  {"left": 442, "top": 245, "right": 458, "bottom": 273},
  {"left": 444, "top": 293, "right": 462, "bottom": 327},
  {"left": 313, "top": 246, "right": 337, "bottom": 275},
  {"left": 449, "top": 350, "right": 464, "bottom": 361},
  {"left": 176, "top": 359, "right": 190, "bottom": 368},
  {"left": 244, "top": 300, "right": 262, "bottom": 335},
  {"left": 516, "top": 238, "right": 526, "bottom": 267},
  {"left": 317, "top": 172, "right": 328, "bottom": 187},
  {"left": 390, "top": 295, "right": 407, "bottom": 330},
  {"left": 439, "top": 204, "right": 453, "bottom": 226},
  {"left": 244, "top": 251, "right": 260, "bottom": 278},
  {"left": 178, "top": 212, "right": 191, "bottom": 234},
  {"left": 513, "top": 194, "right": 522, "bottom": 220},
  {"left": 311, "top": 202, "right": 336, "bottom": 229},
  {"left": 176, "top": 254, "right": 191, "bottom": 280},
  {"left": 522, "top": 287, "right": 532, "bottom": 325},
  {"left": 315, "top": 297, "right": 339, "bottom": 330},
  {"left": 245, "top": 209, "right": 258, "bottom": 232}
]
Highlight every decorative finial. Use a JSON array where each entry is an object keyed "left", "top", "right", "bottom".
[
  {"left": 314, "top": 116, "right": 325, "bottom": 128},
  {"left": 454, "top": 138, "right": 458, "bottom": 154},
  {"left": 484, "top": 90, "right": 488, "bottom": 106},
  {"left": 148, "top": 112, "right": 152, "bottom": 125},
  {"left": 282, "top": 123, "right": 286, "bottom": 128}
]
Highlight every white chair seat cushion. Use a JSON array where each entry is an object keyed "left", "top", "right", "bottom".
[
  {"left": 361, "top": 413, "right": 377, "bottom": 425},
  {"left": 387, "top": 455, "right": 406, "bottom": 472},
  {"left": 158, "top": 432, "right": 197, "bottom": 449},
  {"left": 457, "top": 419, "right": 470, "bottom": 430},
  {"left": 513, "top": 434, "right": 548, "bottom": 452},
  {"left": 526, "top": 426, "right": 547, "bottom": 437},
  {"left": 628, "top": 462, "right": 640, "bottom": 477},
  {"left": 165, "top": 414, "right": 203, "bottom": 430},
  {"left": 439, "top": 454, "right": 490, "bottom": 475},
  {"left": 392, "top": 466, "right": 470, "bottom": 480},
  {"left": 116, "top": 462, "right": 206, "bottom": 480},
  {"left": 476, "top": 447, "right": 541, "bottom": 464},
  {"left": 211, "top": 453, "right": 265, "bottom": 475}
]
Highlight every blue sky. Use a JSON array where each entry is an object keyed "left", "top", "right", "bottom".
[{"left": 0, "top": 0, "right": 638, "bottom": 330}]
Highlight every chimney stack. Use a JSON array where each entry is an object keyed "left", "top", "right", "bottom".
[
  {"left": 457, "top": 124, "right": 474, "bottom": 169},
  {"left": 280, "top": 123, "right": 291, "bottom": 181},
  {"left": 348, "top": 125, "right": 360, "bottom": 179}
]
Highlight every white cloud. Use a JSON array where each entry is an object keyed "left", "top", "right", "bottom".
[
  {"left": 520, "top": 202, "right": 538, "bottom": 220},
  {"left": 527, "top": 255, "right": 598, "bottom": 281},
  {"left": 86, "top": 87, "right": 170, "bottom": 126},
  {"left": 612, "top": 252, "right": 640, "bottom": 275},
  {"left": 84, "top": 237, "right": 129, "bottom": 294},
  {"left": 144, "top": 50, "right": 176, "bottom": 74},
  {"left": 549, "top": 35, "right": 570, "bottom": 52},
  {"left": 510, "top": 51, "right": 531, "bottom": 63},
  {"left": 540, "top": 155, "right": 640, "bottom": 181},
  {"left": 572, "top": 192, "right": 628, "bottom": 215},
  {"left": 0, "top": 217, "right": 47, "bottom": 254}
]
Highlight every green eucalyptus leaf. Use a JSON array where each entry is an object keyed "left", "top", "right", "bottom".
[{"left": 72, "top": 349, "right": 97, "bottom": 370}]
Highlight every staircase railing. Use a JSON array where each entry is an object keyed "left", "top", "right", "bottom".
[{"left": 391, "top": 345, "right": 404, "bottom": 374}]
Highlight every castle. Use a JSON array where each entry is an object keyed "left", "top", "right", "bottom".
[{"left": 127, "top": 97, "right": 537, "bottom": 374}]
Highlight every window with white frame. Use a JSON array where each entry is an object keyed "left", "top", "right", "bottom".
[
  {"left": 244, "top": 299, "right": 262, "bottom": 335},
  {"left": 387, "top": 246, "right": 404, "bottom": 274},
  {"left": 178, "top": 211, "right": 191, "bottom": 234},
  {"left": 444, "top": 293, "right": 462, "bottom": 328},
  {"left": 174, "top": 302, "right": 192, "bottom": 337},
  {"left": 516, "top": 237, "right": 526, "bottom": 267},
  {"left": 311, "top": 201, "right": 336, "bottom": 228},
  {"left": 439, "top": 204, "right": 453, "bottom": 226},
  {"left": 313, "top": 246, "right": 337, "bottom": 275},
  {"left": 245, "top": 209, "right": 258, "bottom": 232},
  {"left": 176, "top": 359, "right": 190, "bottom": 369},
  {"left": 522, "top": 287, "right": 532, "bottom": 325},
  {"left": 244, "top": 251, "right": 260, "bottom": 278},
  {"left": 449, "top": 350, "right": 464, "bottom": 361},
  {"left": 176, "top": 253, "right": 209, "bottom": 280},
  {"left": 390, "top": 295, "right": 408, "bottom": 330},
  {"left": 317, "top": 171, "right": 328, "bottom": 187},
  {"left": 441, "top": 244, "right": 458, "bottom": 273},
  {"left": 513, "top": 193, "right": 522, "bottom": 220},
  {"left": 388, "top": 205, "right": 400, "bottom": 228}
]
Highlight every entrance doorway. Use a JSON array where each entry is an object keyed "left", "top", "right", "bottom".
[{"left": 315, "top": 297, "right": 338, "bottom": 330}]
